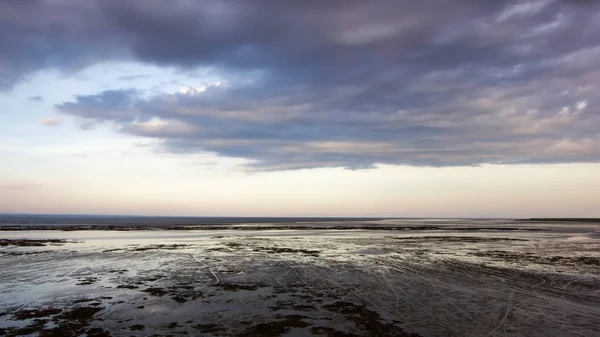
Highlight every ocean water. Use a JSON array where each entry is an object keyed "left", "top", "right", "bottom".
[{"left": 0, "top": 214, "right": 381, "bottom": 226}]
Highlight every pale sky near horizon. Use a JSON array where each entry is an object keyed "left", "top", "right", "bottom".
[{"left": 1, "top": 1, "right": 599, "bottom": 217}]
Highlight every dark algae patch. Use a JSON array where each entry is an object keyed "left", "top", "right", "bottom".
[
  {"left": 12, "top": 307, "right": 62, "bottom": 320},
  {"left": 73, "top": 298, "right": 95, "bottom": 303},
  {"left": 193, "top": 323, "right": 225, "bottom": 333},
  {"left": 252, "top": 246, "right": 321, "bottom": 256},
  {"left": 57, "top": 307, "right": 102, "bottom": 321},
  {"left": 142, "top": 287, "right": 169, "bottom": 296},
  {"left": 392, "top": 236, "right": 528, "bottom": 242},
  {"left": 76, "top": 277, "right": 98, "bottom": 285},
  {"left": 1, "top": 319, "right": 48, "bottom": 336},
  {"left": 85, "top": 327, "right": 112, "bottom": 337},
  {"left": 237, "top": 315, "right": 311, "bottom": 337},
  {"left": 321, "top": 301, "right": 418, "bottom": 337},
  {"left": 0, "top": 239, "right": 68, "bottom": 247},
  {"left": 311, "top": 326, "right": 360, "bottom": 337},
  {"left": 3, "top": 306, "right": 105, "bottom": 337},
  {"left": 129, "top": 324, "right": 145, "bottom": 331},
  {"left": 130, "top": 244, "right": 190, "bottom": 252},
  {"left": 215, "top": 282, "right": 265, "bottom": 291}
]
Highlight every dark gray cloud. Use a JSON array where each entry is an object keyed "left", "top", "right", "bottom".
[
  {"left": 5, "top": 0, "right": 598, "bottom": 89},
  {"left": 58, "top": 89, "right": 141, "bottom": 122},
  {"left": 4, "top": 0, "right": 599, "bottom": 169},
  {"left": 28, "top": 95, "right": 43, "bottom": 102}
]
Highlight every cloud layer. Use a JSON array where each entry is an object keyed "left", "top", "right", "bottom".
[{"left": 3, "top": 0, "right": 599, "bottom": 169}]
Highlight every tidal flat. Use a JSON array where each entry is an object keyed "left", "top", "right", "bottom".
[{"left": 1, "top": 219, "right": 599, "bottom": 336}]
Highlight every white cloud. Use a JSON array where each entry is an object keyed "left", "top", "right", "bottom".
[
  {"left": 179, "top": 85, "right": 206, "bottom": 95},
  {"left": 178, "top": 82, "right": 224, "bottom": 95},
  {"left": 125, "top": 118, "right": 197, "bottom": 135},
  {"left": 40, "top": 117, "right": 61, "bottom": 126},
  {"left": 496, "top": 1, "right": 552, "bottom": 22}
]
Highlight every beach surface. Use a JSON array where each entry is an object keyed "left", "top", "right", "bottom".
[{"left": 1, "top": 219, "right": 599, "bottom": 336}]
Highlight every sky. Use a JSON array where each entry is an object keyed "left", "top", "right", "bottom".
[{"left": 1, "top": 0, "right": 599, "bottom": 218}]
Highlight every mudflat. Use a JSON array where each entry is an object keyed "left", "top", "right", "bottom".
[{"left": 1, "top": 219, "right": 599, "bottom": 336}]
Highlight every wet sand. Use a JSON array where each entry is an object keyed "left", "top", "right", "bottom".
[{"left": 1, "top": 220, "right": 599, "bottom": 336}]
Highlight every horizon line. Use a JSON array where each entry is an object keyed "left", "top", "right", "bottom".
[{"left": 2, "top": 213, "right": 592, "bottom": 220}]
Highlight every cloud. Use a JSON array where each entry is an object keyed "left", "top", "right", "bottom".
[
  {"left": 118, "top": 74, "right": 151, "bottom": 81},
  {"left": 28, "top": 95, "right": 43, "bottom": 102},
  {"left": 40, "top": 117, "right": 61, "bottom": 126},
  {"left": 56, "top": 73, "right": 600, "bottom": 169},
  {"left": 57, "top": 89, "right": 140, "bottom": 122},
  {"left": 2, "top": 0, "right": 598, "bottom": 169},
  {"left": 3, "top": 1, "right": 598, "bottom": 88}
]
